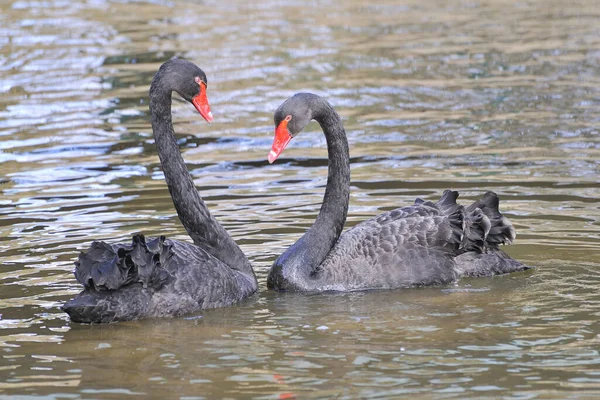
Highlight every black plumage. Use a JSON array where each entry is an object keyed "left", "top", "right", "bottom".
[
  {"left": 62, "top": 60, "right": 257, "bottom": 323},
  {"left": 267, "top": 93, "right": 530, "bottom": 292}
]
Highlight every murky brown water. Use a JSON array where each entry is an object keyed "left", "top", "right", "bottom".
[{"left": 1, "top": 0, "right": 599, "bottom": 398}]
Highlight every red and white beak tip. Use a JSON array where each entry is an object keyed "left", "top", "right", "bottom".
[{"left": 268, "top": 150, "right": 278, "bottom": 164}]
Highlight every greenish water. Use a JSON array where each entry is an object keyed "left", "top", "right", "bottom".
[{"left": 0, "top": 0, "right": 599, "bottom": 398}]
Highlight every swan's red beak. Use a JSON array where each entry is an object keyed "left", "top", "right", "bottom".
[
  {"left": 268, "top": 119, "right": 292, "bottom": 164},
  {"left": 192, "top": 82, "right": 213, "bottom": 123}
]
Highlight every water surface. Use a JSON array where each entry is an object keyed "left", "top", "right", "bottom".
[{"left": 1, "top": 0, "right": 599, "bottom": 398}]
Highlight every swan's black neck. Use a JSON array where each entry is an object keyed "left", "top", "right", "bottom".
[
  {"left": 312, "top": 101, "right": 350, "bottom": 250},
  {"left": 149, "top": 76, "right": 253, "bottom": 276},
  {"left": 268, "top": 96, "right": 350, "bottom": 290}
]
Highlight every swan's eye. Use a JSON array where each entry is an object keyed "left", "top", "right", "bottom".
[
  {"left": 194, "top": 76, "right": 205, "bottom": 88},
  {"left": 285, "top": 115, "right": 292, "bottom": 122}
]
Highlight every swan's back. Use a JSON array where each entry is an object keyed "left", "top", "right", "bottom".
[
  {"left": 305, "top": 191, "right": 529, "bottom": 291},
  {"left": 313, "top": 192, "right": 462, "bottom": 290},
  {"left": 62, "top": 235, "right": 256, "bottom": 323}
]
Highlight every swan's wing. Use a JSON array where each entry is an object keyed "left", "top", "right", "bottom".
[
  {"left": 162, "top": 239, "right": 256, "bottom": 309},
  {"left": 464, "top": 191, "right": 516, "bottom": 249},
  {"left": 457, "top": 191, "right": 531, "bottom": 276},
  {"left": 73, "top": 234, "right": 175, "bottom": 292},
  {"left": 316, "top": 194, "right": 465, "bottom": 290},
  {"left": 65, "top": 234, "right": 256, "bottom": 323},
  {"left": 302, "top": 190, "right": 528, "bottom": 292}
]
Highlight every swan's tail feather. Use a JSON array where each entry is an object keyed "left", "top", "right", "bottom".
[
  {"left": 465, "top": 191, "right": 516, "bottom": 248},
  {"left": 61, "top": 285, "right": 153, "bottom": 324},
  {"left": 61, "top": 292, "right": 117, "bottom": 324},
  {"left": 74, "top": 234, "right": 174, "bottom": 292},
  {"left": 455, "top": 249, "right": 531, "bottom": 277}
]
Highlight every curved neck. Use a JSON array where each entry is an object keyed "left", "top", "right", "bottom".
[
  {"left": 271, "top": 100, "right": 350, "bottom": 287},
  {"left": 148, "top": 79, "right": 253, "bottom": 276},
  {"left": 311, "top": 103, "right": 350, "bottom": 250}
]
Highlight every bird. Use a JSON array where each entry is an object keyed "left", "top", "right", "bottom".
[
  {"left": 266, "top": 92, "right": 530, "bottom": 292},
  {"left": 62, "top": 59, "right": 257, "bottom": 323}
]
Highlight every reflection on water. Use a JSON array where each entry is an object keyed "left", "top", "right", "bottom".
[{"left": 1, "top": 0, "right": 599, "bottom": 397}]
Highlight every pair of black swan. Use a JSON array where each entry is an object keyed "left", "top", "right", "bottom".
[{"left": 62, "top": 60, "right": 529, "bottom": 323}]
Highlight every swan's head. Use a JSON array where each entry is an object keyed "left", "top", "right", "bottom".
[
  {"left": 155, "top": 58, "right": 213, "bottom": 123},
  {"left": 268, "top": 93, "right": 322, "bottom": 164}
]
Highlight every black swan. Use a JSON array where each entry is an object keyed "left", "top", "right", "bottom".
[
  {"left": 266, "top": 92, "right": 530, "bottom": 291},
  {"left": 62, "top": 59, "right": 257, "bottom": 323}
]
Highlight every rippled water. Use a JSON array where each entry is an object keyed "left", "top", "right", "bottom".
[{"left": 1, "top": 0, "right": 599, "bottom": 398}]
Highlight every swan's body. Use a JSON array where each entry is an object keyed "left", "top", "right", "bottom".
[
  {"left": 63, "top": 60, "right": 257, "bottom": 323},
  {"left": 266, "top": 93, "right": 530, "bottom": 292}
]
